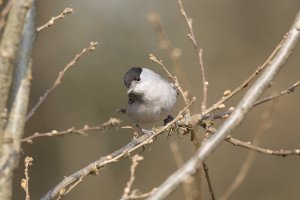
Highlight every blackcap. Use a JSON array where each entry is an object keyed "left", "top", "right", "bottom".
[{"left": 119, "top": 67, "right": 178, "bottom": 126}]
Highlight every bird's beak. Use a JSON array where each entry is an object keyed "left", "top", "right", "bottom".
[
  {"left": 127, "top": 83, "right": 135, "bottom": 95},
  {"left": 127, "top": 87, "right": 133, "bottom": 95}
]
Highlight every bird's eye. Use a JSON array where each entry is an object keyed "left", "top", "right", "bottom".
[{"left": 136, "top": 76, "right": 141, "bottom": 81}]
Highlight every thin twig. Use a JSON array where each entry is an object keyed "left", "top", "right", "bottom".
[
  {"left": 177, "top": 0, "right": 208, "bottom": 112},
  {"left": 21, "top": 117, "right": 121, "bottom": 143},
  {"left": 147, "top": 12, "right": 182, "bottom": 64},
  {"left": 148, "top": 14, "right": 203, "bottom": 162},
  {"left": 253, "top": 80, "right": 300, "bottom": 107},
  {"left": 21, "top": 156, "right": 33, "bottom": 200},
  {"left": 202, "top": 32, "right": 288, "bottom": 117},
  {"left": 121, "top": 155, "right": 144, "bottom": 200},
  {"left": 183, "top": 32, "right": 291, "bottom": 128},
  {"left": 124, "top": 188, "right": 157, "bottom": 200},
  {"left": 220, "top": 106, "right": 274, "bottom": 200},
  {"left": 147, "top": 12, "right": 193, "bottom": 98},
  {"left": 37, "top": 7, "right": 73, "bottom": 32},
  {"left": 40, "top": 98, "right": 196, "bottom": 200},
  {"left": 26, "top": 41, "right": 98, "bottom": 121},
  {"left": 147, "top": 10, "right": 300, "bottom": 200},
  {"left": 207, "top": 80, "right": 300, "bottom": 121},
  {"left": 226, "top": 136, "right": 300, "bottom": 156},
  {"left": 203, "top": 162, "right": 215, "bottom": 200},
  {"left": 63, "top": 176, "right": 83, "bottom": 197}
]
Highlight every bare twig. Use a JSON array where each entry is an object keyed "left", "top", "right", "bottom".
[
  {"left": 203, "top": 162, "right": 215, "bottom": 200},
  {"left": 40, "top": 98, "right": 196, "bottom": 200},
  {"left": 202, "top": 32, "right": 288, "bottom": 117},
  {"left": 147, "top": 12, "right": 182, "bottom": 64},
  {"left": 26, "top": 41, "right": 98, "bottom": 121},
  {"left": 220, "top": 106, "right": 273, "bottom": 200},
  {"left": 121, "top": 154, "right": 144, "bottom": 200},
  {"left": 147, "top": 12, "right": 193, "bottom": 97},
  {"left": 22, "top": 117, "right": 121, "bottom": 143},
  {"left": 207, "top": 80, "right": 300, "bottom": 122},
  {"left": 37, "top": 7, "right": 73, "bottom": 32},
  {"left": 124, "top": 188, "right": 157, "bottom": 200},
  {"left": 226, "top": 136, "right": 300, "bottom": 156},
  {"left": 21, "top": 156, "right": 33, "bottom": 200},
  {"left": 147, "top": 28, "right": 207, "bottom": 195},
  {"left": 177, "top": 0, "right": 208, "bottom": 112},
  {"left": 147, "top": 10, "right": 300, "bottom": 200},
  {"left": 253, "top": 80, "right": 300, "bottom": 107}
]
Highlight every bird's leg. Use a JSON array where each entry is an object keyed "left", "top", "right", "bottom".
[{"left": 163, "top": 115, "right": 174, "bottom": 125}]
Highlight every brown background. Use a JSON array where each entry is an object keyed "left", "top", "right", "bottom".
[{"left": 12, "top": 0, "right": 300, "bottom": 199}]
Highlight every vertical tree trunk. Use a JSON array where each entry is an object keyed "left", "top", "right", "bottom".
[{"left": 0, "top": 0, "right": 36, "bottom": 199}]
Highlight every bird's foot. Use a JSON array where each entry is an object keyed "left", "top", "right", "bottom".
[{"left": 163, "top": 115, "right": 174, "bottom": 125}]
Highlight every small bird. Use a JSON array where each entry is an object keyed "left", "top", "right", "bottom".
[{"left": 119, "top": 67, "right": 178, "bottom": 126}]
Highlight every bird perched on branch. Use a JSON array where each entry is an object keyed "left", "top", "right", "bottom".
[{"left": 118, "top": 67, "right": 178, "bottom": 127}]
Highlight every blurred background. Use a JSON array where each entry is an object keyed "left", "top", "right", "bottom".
[{"left": 11, "top": 0, "right": 300, "bottom": 199}]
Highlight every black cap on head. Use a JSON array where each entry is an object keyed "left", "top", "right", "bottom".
[{"left": 124, "top": 67, "right": 142, "bottom": 88}]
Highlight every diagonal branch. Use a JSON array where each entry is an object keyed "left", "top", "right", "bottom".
[
  {"left": 25, "top": 41, "right": 98, "bottom": 121},
  {"left": 146, "top": 10, "right": 300, "bottom": 200},
  {"left": 40, "top": 98, "right": 195, "bottom": 200},
  {"left": 253, "top": 80, "right": 300, "bottom": 107},
  {"left": 37, "top": 7, "right": 73, "bottom": 32},
  {"left": 202, "top": 32, "right": 287, "bottom": 116}
]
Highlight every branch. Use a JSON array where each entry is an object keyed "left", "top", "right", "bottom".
[
  {"left": 147, "top": 12, "right": 192, "bottom": 99},
  {"left": 40, "top": 98, "right": 195, "bottom": 200},
  {"left": 147, "top": 10, "right": 300, "bottom": 200},
  {"left": 202, "top": 31, "right": 287, "bottom": 116},
  {"left": 253, "top": 80, "right": 300, "bottom": 107},
  {"left": 208, "top": 80, "right": 300, "bottom": 121},
  {"left": 177, "top": 0, "right": 208, "bottom": 112},
  {"left": 0, "top": 0, "right": 32, "bottom": 136},
  {"left": 0, "top": 1, "right": 36, "bottom": 200},
  {"left": 21, "top": 156, "right": 33, "bottom": 200},
  {"left": 26, "top": 41, "right": 98, "bottom": 121},
  {"left": 220, "top": 106, "right": 273, "bottom": 200},
  {"left": 226, "top": 136, "right": 300, "bottom": 157},
  {"left": 21, "top": 117, "right": 121, "bottom": 143},
  {"left": 37, "top": 7, "right": 74, "bottom": 32},
  {"left": 121, "top": 154, "right": 144, "bottom": 200},
  {"left": 203, "top": 162, "right": 215, "bottom": 200}
]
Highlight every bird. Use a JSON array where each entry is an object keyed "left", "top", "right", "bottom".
[{"left": 119, "top": 67, "right": 178, "bottom": 127}]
